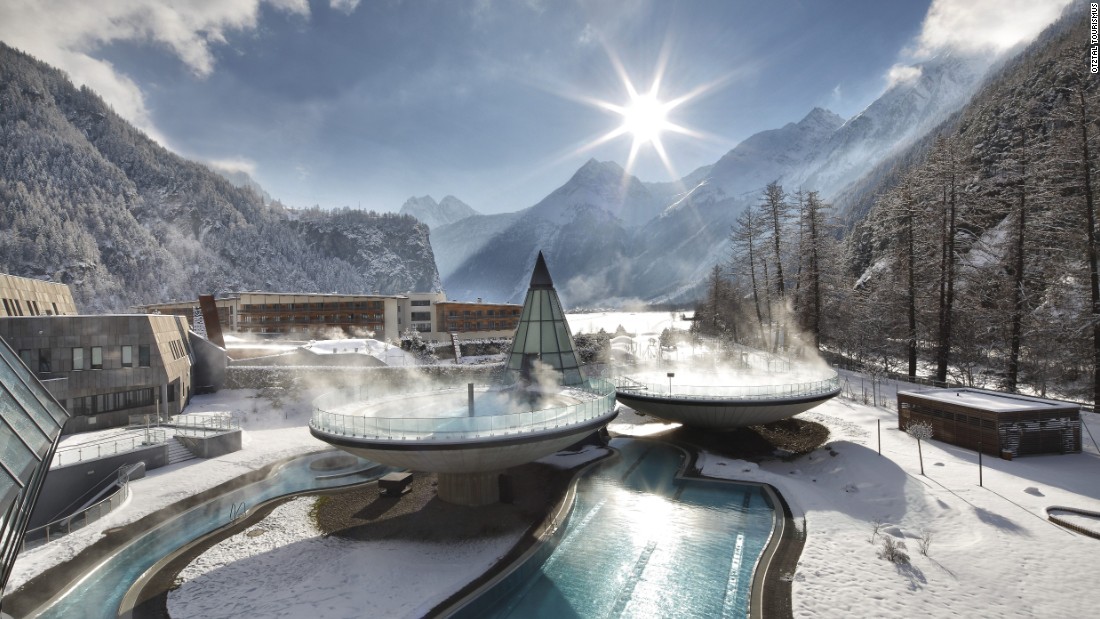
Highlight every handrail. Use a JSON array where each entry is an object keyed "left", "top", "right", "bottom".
[
  {"left": 52, "top": 429, "right": 168, "bottom": 468},
  {"left": 611, "top": 371, "right": 840, "bottom": 401},
  {"left": 166, "top": 413, "right": 241, "bottom": 437},
  {"left": 21, "top": 467, "right": 135, "bottom": 552},
  {"left": 310, "top": 378, "right": 617, "bottom": 442}
]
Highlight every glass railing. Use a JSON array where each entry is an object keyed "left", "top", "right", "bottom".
[
  {"left": 612, "top": 371, "right": 840, "bottom": 401},
  {"left": 52, "top": 429, "right": 168, "bottom": 468},
  {"left": 310, "top": 378, "right": 617, "bottom": 442},
  {"left": 168, "top": 413, "right": 240, "bottom": 436}
]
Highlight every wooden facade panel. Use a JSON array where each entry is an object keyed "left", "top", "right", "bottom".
[{"left": 898, "top": 390, "right": 1081, "bottom": 457}]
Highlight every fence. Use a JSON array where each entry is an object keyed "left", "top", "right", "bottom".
[
  {"left": 311, "top": 378, "right": 617, "bottom": 442},
  {"left": 611, "top": 373, "right": 840, "bottom": 401},
  {"left": 168, "top": 413, "right": 240, "bottom": 437},
  {"left": 21, "top": 474, "right": 131, "bottom": 552},
  {"left": 52, "top": 429, "right": 168, "bottom": 468}
]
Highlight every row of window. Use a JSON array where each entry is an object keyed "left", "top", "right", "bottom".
[
  {"left": 410, "top": 299, "right": 431, "bottom": 306},
  {"left": 2, "top": 298, "right": 60, "bottom": 317},
  {"left": 446, "top": 309, "right": 520, "bottom": 318},
  {"left": 241, "top": 314, "right": 385, "bottom": 324},
  {"left": 168, "top": 339, "right": 188, "bottom": 361},
  {"left": 68, "top": 387, "right": 155, "bottom": 416},
  {"left": 410, "top": 312, "right": 432, "bottom": 322},
  {"left": 19, "top": 345, "right": 152, "bottom": 373},
  {"left": 241, "top": 301, "right": 385, "bottom": 312},
  {"left": 445, "top": 321, "right": 516, "bottom": 332}
]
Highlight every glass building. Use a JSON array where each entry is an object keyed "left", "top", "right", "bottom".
[
  {"left": 0, "top": 335, "right": 71, "bottom": 603},
  {"left": 506, "top": 251, "right": 584, "bottom": 385}
]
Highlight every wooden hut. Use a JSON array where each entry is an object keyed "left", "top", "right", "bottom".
[{"left": 897, "top": 388, "right": 1081, "bottom": 457}]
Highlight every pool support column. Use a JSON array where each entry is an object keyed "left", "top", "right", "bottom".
[{"left": 437, "top": 471, "right": 500, "bottom": 506}]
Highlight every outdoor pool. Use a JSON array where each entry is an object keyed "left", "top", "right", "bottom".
[{"left": 456, "top": 439, "right": 777, "bottom": 618}]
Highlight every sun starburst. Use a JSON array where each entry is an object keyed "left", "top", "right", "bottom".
[{"left": 569, "top": 45, "right": 722, "bottom": 182}]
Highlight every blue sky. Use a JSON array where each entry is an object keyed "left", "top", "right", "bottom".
[{"left": 0, "top": 0, "right": 1071, "bottom": 214}]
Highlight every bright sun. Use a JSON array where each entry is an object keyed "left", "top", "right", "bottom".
[
  {"left": 621, "top": 93, "right": 671, "bottom": 145},
  {"left": 564, "top": 45, "right": 724, "bottom": 180}
]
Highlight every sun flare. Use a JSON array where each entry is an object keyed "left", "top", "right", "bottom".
[{"left": 621, "top": 93, "right": 671, "bottom": 145}]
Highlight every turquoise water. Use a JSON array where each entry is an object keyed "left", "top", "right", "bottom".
[
  {"left": 460, "top": 439, "right": 776, "bottom": 618},
  {"left": 34, "top": 452, "right": 387, "bottom": 618}
]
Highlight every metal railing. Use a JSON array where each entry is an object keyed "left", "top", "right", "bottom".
[
  {"left": 311, "top": 378, "right": 617, "bottom": 442},
  {"left": 52, "top": 429, "right": 168, "bottom": 468},
  {"left": 168, "top": 413, "right": 240, "bottom": 436},
  {"left": 21, "top": 476, "right": 131, "bottom": 552},
  {"left": 611, "top": 372, "right": 840, "bottom": 401}
]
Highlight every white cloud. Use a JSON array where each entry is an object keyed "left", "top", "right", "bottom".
[
  {"left": 0, "top": 0, "right": 311, "bottom": 146},
  {"left": 206, "top": 156, "right": 258, "bottom": 176},
  {"left": 329, "top": 0, "right": 361, "bottom": 16},
  {"left": 885, "top": 64, "right": 922, "bottom": 89},
  {"left": 913, "top": 0, "right": 1073, "bottom": 56}
]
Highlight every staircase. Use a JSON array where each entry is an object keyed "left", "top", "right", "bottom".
[
  {"left": 166, "top": 437, "right": 197, "bottom": 465},
  {"left": 451, "top": 333, "right": 463, "bottom": 364}
]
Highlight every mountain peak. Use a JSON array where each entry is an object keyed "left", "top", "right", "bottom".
[
  {"left": 399, "top": 195, "right": 478, "bottom": 228},
  {"left": 799, "top": 107, "right": 845, "bottom": 130}
]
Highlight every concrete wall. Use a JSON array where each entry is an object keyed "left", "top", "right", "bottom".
[
  {"left": 176, "top": 430, "right": 242, "bottom": 459},
  {"left": 29, "top": 443, "right": 168, "bottom": 528},
  {"left": 189, "top": 331, "right": 227, "bottom": 392}
]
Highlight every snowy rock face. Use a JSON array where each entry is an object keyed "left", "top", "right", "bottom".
[
  {"left": 794, "top": 53, "right": 992, "bottom": 198},
  {"left": 705, "top": 107, "right": 845, "bottom": 198},
  {"left": 398, "top": 195, "right": 479, "bottom": 229}
]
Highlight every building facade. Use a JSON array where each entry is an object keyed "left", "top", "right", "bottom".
[
  {"left": 0, "top": 314, "right": 194, "bottom": 433},
  {"left": 0, "top": 273, "right": 77, "bottom": 317},
  {"left": 435, "top": 301, "right": 521, "bottom": 336},
  {"left": 138, "top": 291, "right": 520, "bottom": 343}
]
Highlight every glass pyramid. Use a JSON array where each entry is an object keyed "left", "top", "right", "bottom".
[
  {"left": 506, "top": 251, "right": 584, "bottom": 385},
  {"left": 0, "top": 335, "right": 71, "bottom": 599}
]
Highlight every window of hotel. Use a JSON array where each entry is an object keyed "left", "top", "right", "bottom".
[
  {"left": 411, "top": 300, "right": 430, "bottom": 306},
  {"left": 121, "top": 345, "right": 133, "bottom": 367},
  {"left": 38, "top": 349, "right": 51, "bottom": 373},
  {"left": 138, "top": 345, "right": 150, "bottom": 367},
  {"left": 415, "top": 323, "right": 432, "bottom": 332},
  {"left": 72, "top": 348, "right": 84, "bottom": 371},
  {"left": 91, "top": 346, "right": 103, "bottom": 370},
  {"left": 411, "top": 312, "right": 431, "bottom": 322}
]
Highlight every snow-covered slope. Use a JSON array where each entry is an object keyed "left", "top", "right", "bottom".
[{"left": 794, "top": 53, "right": 993, "bottom": 198}]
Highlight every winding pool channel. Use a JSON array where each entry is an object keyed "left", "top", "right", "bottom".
[{"left": 33, "top": 451, "right": 387, "bottom": 618}]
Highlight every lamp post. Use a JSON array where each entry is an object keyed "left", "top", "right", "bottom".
[{"left": 667, "top": 372, "right": 675, "bottom": 396}]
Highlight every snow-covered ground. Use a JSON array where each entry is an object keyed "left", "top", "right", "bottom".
[
  {"left": 167, "top": 497, "right": 517, "bottom": 619},
  {"left": 618, "top": 399, "right": 1100, "bottom": 617},
  {"left": 12, "top": 312, "right": 1100, "bottom": 617}
]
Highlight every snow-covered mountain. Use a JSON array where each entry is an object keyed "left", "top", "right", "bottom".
[
  {"left": 441, "top": 50, "right": 1002, "bottom": 306},
  {"left": 398, "top": 195, "right": 479, "bottom": 229},
  {"left": 705, "top": 107, "right": 845, "bottom": 198},
  {"left": 0, "top": 43, "right": 441, "bottom": 311},
  {"left": 793, "top": 53, "right": 994, "bottom": 198}
]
